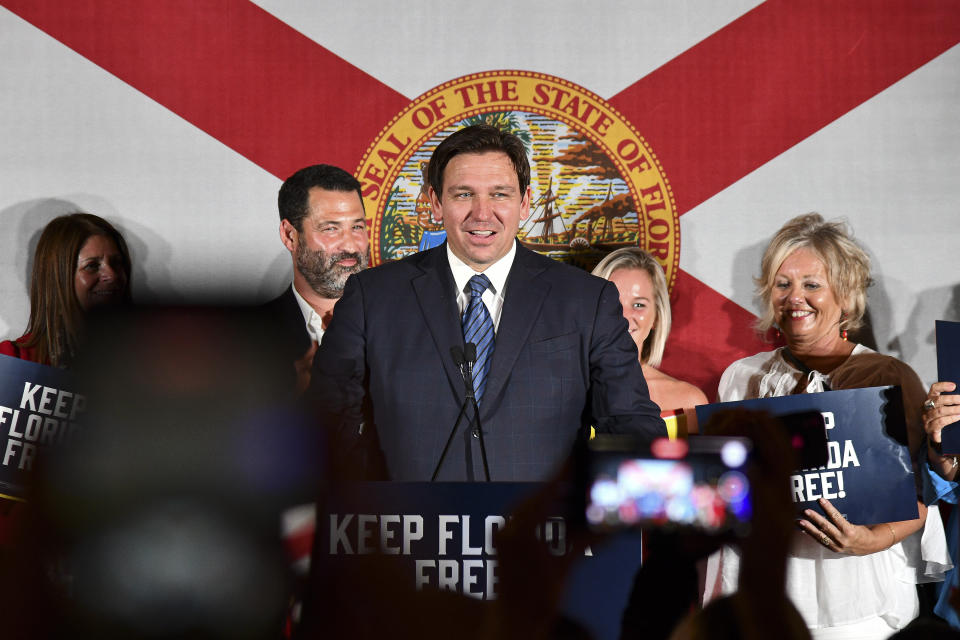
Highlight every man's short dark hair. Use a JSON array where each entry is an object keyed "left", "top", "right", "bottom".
[
  {"left": 427, "top": 124, "right": 530, "bottom": 200},
  {"left": 278, "top": 164, "right": 363, "bottom": 232}
]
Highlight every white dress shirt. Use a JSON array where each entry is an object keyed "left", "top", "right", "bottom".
[
  {"left": 446, "top": 242, "right": 516, "bottom": 332},
  {"left": 291, "top": 283, "right": 324, "bottom": 344}
]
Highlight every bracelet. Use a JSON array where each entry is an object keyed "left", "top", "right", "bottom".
[
  {"left": 887, "top": 523, "right": 897, "bottom": 547},
  {"left": 950, "top": 456, "right": 960, "bottom": 471}
]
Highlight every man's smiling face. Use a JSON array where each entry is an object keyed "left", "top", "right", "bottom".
[{"left": 430, "top": 151, "right": 530, "bottom": 271}]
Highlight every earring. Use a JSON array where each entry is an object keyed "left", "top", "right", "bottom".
[{"left": 839, "top": 313, "right": 848, "bottom": 341}]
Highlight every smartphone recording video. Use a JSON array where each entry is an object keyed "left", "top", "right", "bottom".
[{"left": 581, "top": 435, "right": 752, "bottom": 536}]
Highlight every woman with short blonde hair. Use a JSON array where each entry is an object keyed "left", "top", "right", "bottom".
[{"left": 754, "top": 213, "right": 871, "bottom": 337}]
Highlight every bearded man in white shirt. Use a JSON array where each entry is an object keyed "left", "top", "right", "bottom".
[{"left": 265, "top": 164, "right": 370, "bottom": 395}]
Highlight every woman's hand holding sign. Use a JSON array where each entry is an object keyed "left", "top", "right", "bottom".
[
  {"left": 924, "top": 381, "right": 960, "bottom": 482},
  {"left": 799, "top": 497, "right": 926, "bottom": 555}
]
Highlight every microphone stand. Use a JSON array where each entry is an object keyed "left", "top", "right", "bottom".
[
  {"left": 462, "top": 343, "right": 491, "bottom": 482},
  {"left": 431, "top": 346, "right": 472, "bottom": 481},
  {"left": 430, "top": 344, "right": 491, "bottom": 481}
]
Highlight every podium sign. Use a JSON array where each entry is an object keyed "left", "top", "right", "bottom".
[
  {"left": 0, "top": 354, "right": 84, "bottom": 500},
  {"left": 696, "top": 386, "right": 918, "bottom": 525},
  {"left": 317, "top": 481, "right": 643, "bottom": 640}
]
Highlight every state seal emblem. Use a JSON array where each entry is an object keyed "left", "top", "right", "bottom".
[{"left": 357, "top": 71, "right": 679, "bottom": 288}]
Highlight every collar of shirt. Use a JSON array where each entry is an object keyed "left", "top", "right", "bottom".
[
  {"left": 447, "top": 241, "right": 515, "bottom": 331},
  {"left": 290, "top": 283, "right": 325, "bottom": 344}
]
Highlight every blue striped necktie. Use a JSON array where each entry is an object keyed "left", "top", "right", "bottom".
[{"left": 462, "top": 274, "right": 495, "bottom": 402}]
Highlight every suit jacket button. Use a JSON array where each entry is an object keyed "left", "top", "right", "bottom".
[{"left": 472, "top": 429, "right": 480, "bottom": 438}]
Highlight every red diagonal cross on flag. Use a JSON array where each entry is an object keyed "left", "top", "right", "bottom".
[{"left": 3, "top": 0, "right": 959, "bottom": 394}]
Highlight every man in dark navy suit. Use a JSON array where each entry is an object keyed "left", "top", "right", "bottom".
[
  {"left": 265, "top": 164, "right": 370, "bottom": 394},
  {"left": 312, "top": 125, "right": 665, "bottom": 481}
]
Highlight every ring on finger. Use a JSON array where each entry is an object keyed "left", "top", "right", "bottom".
[
  {"left": 924, "top": 399, "right": 937, "bottom": 411},
  {"left": 820, "top": 534, "right": 831, "bottom": 546}
]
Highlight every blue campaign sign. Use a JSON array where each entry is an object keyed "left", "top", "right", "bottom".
[
  {"left": 316, "top": 481, "right": 643, "bottom": 640},
  {"left": 695, "top": 386, "right": 918, "bottom": 525},
  {"left": 937, "top": 320, "right": 960, "bottom": 453},
  {"left": 0, "top": 354, "right": 84, "bottom": 500},
  {"left": 937, "top": 320, "right": 960, "bottom": 391}
]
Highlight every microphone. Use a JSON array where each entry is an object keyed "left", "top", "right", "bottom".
[
  {"left": 451, "top": 345, "right": 465, "bottom": 370},
  {"left": 462, "top": 342, "right": 476, "bottom": 400}
]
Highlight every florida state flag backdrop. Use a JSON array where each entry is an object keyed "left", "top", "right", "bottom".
[{"left": 1, "top": 1, "right": 958, "bottom": 396}]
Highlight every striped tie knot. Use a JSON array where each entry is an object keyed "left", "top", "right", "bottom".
[{"left": 468, "top": 273, "right": 491, "bottom": 297}]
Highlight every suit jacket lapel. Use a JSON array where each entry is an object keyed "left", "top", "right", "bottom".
[
  {"left": 411, "top": 246, "right": 465, "bottom": 401},
  {"left": 482, "top": 246, "right": 549, "bottom": 413}
]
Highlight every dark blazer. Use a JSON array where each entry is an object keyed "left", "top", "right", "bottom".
[
  {"left": 311, "top": 243, "right": 666, "bottom": 481},
  {"left": 264, "top": 287, "right": 312, "bottom": 351},
  {"left": 261, "top": 287, "right": 313, "bottom": 391}
]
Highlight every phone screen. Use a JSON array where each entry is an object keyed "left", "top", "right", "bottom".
[{"left": 583, "top": 436, "right": 752, "bottom": 535}]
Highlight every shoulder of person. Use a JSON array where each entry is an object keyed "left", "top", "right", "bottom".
[
  {"left": 0, "top": 340, "right": 18, "bottom": 358},
  {"left": 359, "top": 245, "right": 442, "bottom": 283},
  {"left": 717, "top": 349, "right": 783, "bottom": 401},
  {"left": 516, "top": 246, "right": 608, "bottom": 291},
  {"left": 721, "top": 349, "right": 783, "bottom": 377},
  {"left": 674, "top": 378, "right": 710, "bottom": 406},
  {"left": 259, "top": 287, "right": 295, "bottom": 313},
  {"left": 649, "top": 370, "right": 709, "bottom": 409},
  {"left": 834, "top": 346, "right": 923, "bottom": 392},
  {"left": 0, "top": 334, "right": 35, "bottom": 363}
]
